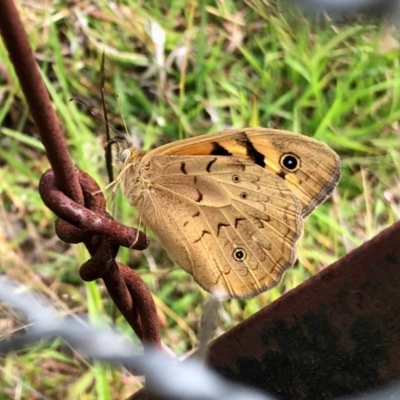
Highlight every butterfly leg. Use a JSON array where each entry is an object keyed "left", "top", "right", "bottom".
[
  {"left": 129, "top": 207, "right": 145, "bottom": 249},
  {"left": 92, "top": 163, "right": 133, "bottom": 199}
]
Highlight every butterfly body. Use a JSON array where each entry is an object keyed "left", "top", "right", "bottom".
[{"left": 119, "top": 128, "right": 340, "bottom": 299}]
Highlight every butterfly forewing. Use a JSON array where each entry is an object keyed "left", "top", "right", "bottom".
[{"left": 149, "top": 128, "right": 341, "bottom": 217}]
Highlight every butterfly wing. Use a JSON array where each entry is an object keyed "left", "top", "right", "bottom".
[
  {"left": 130, "top": 154, "right": 303, "bottom": 299},
  {"left": 149, "top": 128, "right": 340, "bottom": 217}
]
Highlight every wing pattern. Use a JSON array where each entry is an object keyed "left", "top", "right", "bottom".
[{"left": 136, "top": 155, "right": 303, "bottom": 298}]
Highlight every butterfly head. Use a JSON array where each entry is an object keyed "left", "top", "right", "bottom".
[{"left": 105, "top": 134, "right": 133, "bottom": 165}]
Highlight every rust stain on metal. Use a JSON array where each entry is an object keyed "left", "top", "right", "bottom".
[{"left": 205, "top": 220, "right": 400, "bottom": 399}]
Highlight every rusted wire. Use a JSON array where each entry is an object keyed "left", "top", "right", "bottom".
[
  {"left": 39, "top": 169, "right": 149, "bottom": 250},
  {"left": 0, "top": 0, "right": 161, "bottom": 354}
]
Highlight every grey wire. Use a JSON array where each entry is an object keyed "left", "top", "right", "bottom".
[
  {"left": 0, "top": 276, "right": 272, "bottom": 400},
  {"left": 284, "top": 0, "right": 400, "bottom": 24},
  {"left": 339, "top": 382, "right": 400, "bottom": 400}
]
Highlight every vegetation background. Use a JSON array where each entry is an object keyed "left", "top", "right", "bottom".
[{"left": 1, "top": 0, "right": 400, "bottom": 398}]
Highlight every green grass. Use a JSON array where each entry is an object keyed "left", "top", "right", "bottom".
[{"left": 1, "top": 0, "right": 400, "bottom": 398}]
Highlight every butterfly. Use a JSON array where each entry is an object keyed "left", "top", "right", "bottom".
[{"left": 116, "top": 128, "right": 340, "bottom": 299}]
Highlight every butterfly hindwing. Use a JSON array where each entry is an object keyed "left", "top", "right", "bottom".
[{"left": 128, "top": 154, "right": 303, "bottom": 298}]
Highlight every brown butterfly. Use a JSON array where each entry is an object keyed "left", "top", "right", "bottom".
[{"left": 116, "top": 128, "right": 340, "bottom": 299}]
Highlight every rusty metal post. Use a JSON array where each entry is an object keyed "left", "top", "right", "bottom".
[
  {"left": 206, "top": 220, "right": 400, "bottom": 399},
  {"left": 132, "top": 220, "right": 400, "bottom": 399}
]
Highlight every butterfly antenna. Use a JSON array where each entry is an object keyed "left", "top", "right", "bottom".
[{"left": 69, "top": 98, "right": 124, "bottom": 138}]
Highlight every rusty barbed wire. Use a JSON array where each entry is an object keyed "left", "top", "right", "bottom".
[
  {"left": 39, "top": 168, "right": 148, "bottom": 251},
  {"left": 0, "top": 0, "right": 160, "bottom": 354}
]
